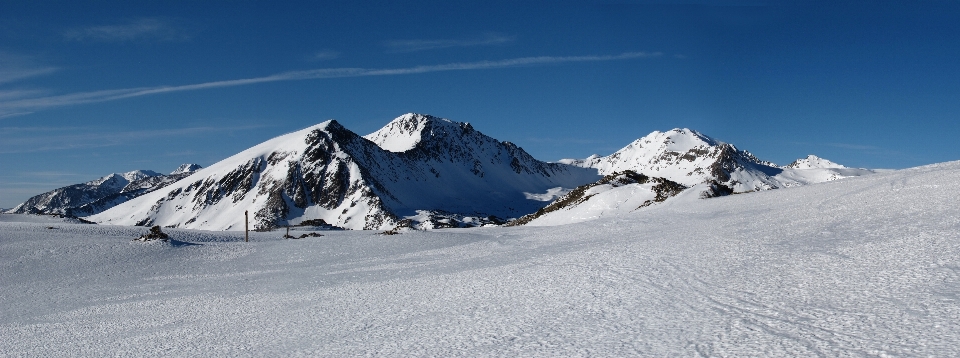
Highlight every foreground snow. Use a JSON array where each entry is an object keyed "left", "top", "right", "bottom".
[{"left": 2, "top": 161, "right": 960, "bottom": 356}]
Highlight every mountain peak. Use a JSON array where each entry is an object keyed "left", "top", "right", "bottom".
[
  {"left": 89, "top": 113, "right": 599, "bottom": 231},
  {"left": 642, "top": 128, "right": 721, "bottom": 149},
  {"left": 89, "top": 170, "right": 160, "bottom": 186},
  {"left": 785, "top": 155, "right": 846, "bottom": 169},
  {"left": 170, "top": 164, "right": 203, "bottom": 175},
  {"left": 364, "top": 113, "right": 462, "bottom": 152}
]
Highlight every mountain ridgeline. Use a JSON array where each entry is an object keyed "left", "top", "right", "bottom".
[
  {"left": 8, "top": 166, "right": 203, "bottom": 217},
  {"left": 88, "top": 114, "right": 600, "bottom": 230},
  {"left": 10, "top": 114, "right": 878, "bottom": 230}
]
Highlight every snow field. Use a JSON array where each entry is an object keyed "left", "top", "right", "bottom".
[{"left": 2, "top": 161, "right": 960, "bottom": 356}]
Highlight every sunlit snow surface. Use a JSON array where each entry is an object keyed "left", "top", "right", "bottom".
[{"left": 3, "top": 161, "right": 960, "bottom": 356}]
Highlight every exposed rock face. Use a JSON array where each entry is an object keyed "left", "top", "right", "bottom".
[
  {"left": 89, "top": 114, "right": 600, "bottom": 231},
  {"left": 6, "top": 165, "right": 202, "bottom": 217},
  {"left": 134, "top": 226, "right": 170, "bottom": 241}
]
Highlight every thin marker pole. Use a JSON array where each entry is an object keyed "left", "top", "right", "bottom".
[{"left": 245, "top": 210, "right": 249, "bottom": 242}]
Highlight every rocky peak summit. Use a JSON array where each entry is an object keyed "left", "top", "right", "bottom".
[
  {"left": 785, "top": 155, "right": 846, "bottom": 169},
  {"left": 170, "top": 164, "right": 203, "bottom": 175},
  {"left": 561, "top": 128, "right": 781, "bottom": 192},
  {"left": 363, "top": 113, "right": 465, "bottom": 152}
]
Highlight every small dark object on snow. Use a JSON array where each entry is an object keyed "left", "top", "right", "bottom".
[
  {"left": 298, "top": 219, "right": 328, "bottom": 227},
  {"left": 46, "top": 226, "right": 57, "bottom": 229},
  {"left": 135, "top": 225, "right": 170, "bottom": 242},
  {"left": 285, "top": 232, "right": 323, "bottom": 239}
]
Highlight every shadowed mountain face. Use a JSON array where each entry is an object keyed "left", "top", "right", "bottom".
[{"left": 89, "top": 114, "right": 601, "bottom": 231}]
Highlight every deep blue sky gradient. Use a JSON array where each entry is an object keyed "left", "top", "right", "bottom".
[{"left": 2, "top": 1, "right": 960, "bottom": 208}]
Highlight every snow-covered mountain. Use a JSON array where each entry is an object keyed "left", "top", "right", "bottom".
[
  {"left": 560, "top": 128, "right": 877, "bottom": 191},
  {"left": 171, "top": 163, "right": 203, "bottom": 175},
  {"left": 522, "top": 129, "right": 879, "bottom": 226},
  {"left": 784, "top": 154, "right": 844, "bottom": 169},
  {"left": 6, "top": 165, "right": 203, "bottom": 217},
  {"left": 89, "top": 114, "right": 600, "bottom": 231},
  {"left": 21, "top": 121, "right": 880, "bottom": 230},
  {"left": 561, "top": 128, "right": 781, "bottom": 192}
]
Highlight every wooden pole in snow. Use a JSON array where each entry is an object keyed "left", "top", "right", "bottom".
[{"left": 245, "top": 210, "right": 249, "bottom": 242}]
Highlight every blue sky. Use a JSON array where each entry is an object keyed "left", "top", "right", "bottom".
[{"left": 2, "top": 1, "right": 960, "bottom": 208}]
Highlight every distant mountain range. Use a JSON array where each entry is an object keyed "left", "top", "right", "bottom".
[
  {"left": 7, "top": 165, "right": 203, "bottom": 217},
  {"left": 7, "top": 114, "right": 878, "bottom": 230}
]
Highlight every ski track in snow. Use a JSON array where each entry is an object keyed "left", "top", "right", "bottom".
[{"left": 2, "top": 162, "right": 960, "bottom": 356}]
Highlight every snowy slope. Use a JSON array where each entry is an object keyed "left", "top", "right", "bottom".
[
  {"left": 90, "top": 114, "right": 599, "bottom": 231},
  {"left": 6, "top": 166, "right": 202, "bottom": 217},
  {"left": 2, "top": 161, "right": 959, "bottom": 356}
]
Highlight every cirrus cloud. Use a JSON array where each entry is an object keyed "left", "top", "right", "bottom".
[
  {"left": 385, "top": 33, "right": 516, "bottom": 53},
  {"left": 0, "top": 51, "right": 662, "bottom": 117},
  {"left": 64, "top": 18, "right": 191, "bottom": 42}
]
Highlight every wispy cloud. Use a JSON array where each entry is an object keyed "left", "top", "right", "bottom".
[
  {"left": 0, "top": 90, "right": 46, "bottom": 101},
  {"left": 385, "top": 33, "right": 516, "bottom": 52},
  {"left": 0, "top": 112, "right": 33, "bottom": 119},
  {"left": 0, "top": 125, "right": 266, "bottom": 154},
  {"left": 64, "top": 18, "right": 190, "bottom": 42},
  {"left": 0, "top": 67, "right": 58, "bottom": 85},
  {"left": 0, "top": 52, "right": 661, "bottom": 116},
  {"left": 310, "top": 50, "right": 341, "bottom": 61},
  {"left": 0, "top": 52, "right": 58, "bottom": 85}
]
